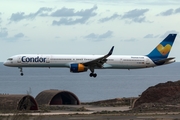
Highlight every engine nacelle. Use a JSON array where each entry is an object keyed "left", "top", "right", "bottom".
[{"left": 70, "top": 63, "right": 88, "bottom": 73}]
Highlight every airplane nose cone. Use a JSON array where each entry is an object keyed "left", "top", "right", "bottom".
[{"left": 3, "top": 61, "right": 8, "bottom": 66}]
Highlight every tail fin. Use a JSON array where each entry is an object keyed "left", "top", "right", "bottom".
[{"left": 147, "top": 34, "right": 177, "bottom": 59}]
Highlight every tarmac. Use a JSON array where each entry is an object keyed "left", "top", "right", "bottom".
[
  {"left": 1, "top": 106, "right": 180, "bottom": 120},
  {"left": 0, "top": 105, "right": 130, "bottom": 116}
]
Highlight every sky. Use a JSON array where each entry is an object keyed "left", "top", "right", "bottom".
[{"left": 0, "top": 0, "right": 180, "bottom": 62}]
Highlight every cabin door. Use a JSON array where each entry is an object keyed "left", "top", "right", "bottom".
[
  {"left": 17, "top": 56, "right": 21, "bottom": 63},
  {"left": 46, "top": 56, "right": 51, "bottom": 63}
]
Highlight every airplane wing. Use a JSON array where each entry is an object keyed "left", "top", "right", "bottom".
[{"left": 82, "top": 46, "right": 114, "bottom": 69}]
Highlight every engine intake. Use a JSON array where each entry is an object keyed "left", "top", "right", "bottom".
[{"left": 70, "top": 63, "right": 88, "bottom": 73}]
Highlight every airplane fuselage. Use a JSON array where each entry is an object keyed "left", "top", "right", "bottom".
[{"left": 4, "top": 54, "right": 175, "bottom": 69}]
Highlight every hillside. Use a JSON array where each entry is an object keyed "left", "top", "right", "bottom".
[{"left": 133, "top": 80, "right": 180, "bottom": 112}]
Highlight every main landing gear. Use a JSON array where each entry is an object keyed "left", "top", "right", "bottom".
[
  {"left": 89, "top": 73, "right": 97, "bottom": 78},
  {"left": 19, "top": 67, "right": 24, "bottom": 76},
  {"left": 89, "top": 66, "right": 97, "bottom": 78}
]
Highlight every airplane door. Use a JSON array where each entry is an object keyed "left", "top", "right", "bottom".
[
  {"left": 146, "top": 58, "right": 150, "bottom": 65},
  {"left": 120, "top": 58, "right": 123, "bottom": 63},
  {"left": 46, "top": 56, "right": 51, "bottom": 63},
  {"left": 17, "top": 56, "right": 21, "bottom": 63}
]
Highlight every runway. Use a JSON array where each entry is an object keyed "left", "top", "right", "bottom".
[
  {"left": 1, "top": 106, "right": 180, "bottom": 120},
  {"left": 0, "top": 105, "right": 130, "bottom": 116}
]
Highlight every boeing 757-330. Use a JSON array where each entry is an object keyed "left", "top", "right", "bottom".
[{"left": 4, "top": 34, "right": 177, "bottom": 77}]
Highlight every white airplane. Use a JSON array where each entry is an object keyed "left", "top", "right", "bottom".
[{"left": 4, "top": 34, "right": 177, "bottom": 77}]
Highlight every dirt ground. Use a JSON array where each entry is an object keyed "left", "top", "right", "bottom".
[{"left": 1, "top": 112, "right": 180, "bottom": 120}]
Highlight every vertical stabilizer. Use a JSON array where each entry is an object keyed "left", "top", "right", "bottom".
[{"left": 147, "top": 34, "right": 177, "bottom": 59}]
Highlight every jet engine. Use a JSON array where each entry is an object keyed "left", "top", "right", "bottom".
[{"left": 70, "top": 63, "right": 88, "bottom": 73}]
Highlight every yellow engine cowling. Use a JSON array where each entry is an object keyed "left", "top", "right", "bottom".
[{"left": 70, "top": 63, "right": 88, "bottom": 73}]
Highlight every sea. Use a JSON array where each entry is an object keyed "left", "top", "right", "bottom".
[{"left": 0, "top": 62, "right": 180, "bottom": 102}]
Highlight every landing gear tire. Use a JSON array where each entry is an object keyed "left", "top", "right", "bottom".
[
  {"left": 93, "top": 73, "right": 97, "bottom": 78},
  {"left": 90, "top": 73, "right": 93, "bottom": 77},
  {"left": 20, "top": 73, "right": 24, "bottom": 76},
  {"left": 89, "top": 73, "right": 97, "bottom": 78}
]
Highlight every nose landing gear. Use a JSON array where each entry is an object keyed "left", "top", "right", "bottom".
[{"left": 19, "top": 67, "right": 24, "bottom": 76}]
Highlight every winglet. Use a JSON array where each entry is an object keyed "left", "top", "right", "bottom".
[{"left": 108, "top": 46, "right": 114, "bottom": 56}]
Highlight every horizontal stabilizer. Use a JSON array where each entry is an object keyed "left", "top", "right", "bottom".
[{"left": 154, "top": 57, "right": 175, "bottom": 64}]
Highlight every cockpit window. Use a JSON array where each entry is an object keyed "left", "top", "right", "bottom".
[{"left": 8, "top": 58, "right": 13, "bottom": 60}]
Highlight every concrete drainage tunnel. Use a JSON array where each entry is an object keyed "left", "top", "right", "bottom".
[
  {"left": 35, "top": 89, "right": 80, "bottom": 106},
  {"left": 0, "top": 89, "right": 80, "bottom": 111},
  {"left": 0, "top": 95, "right": 38, "bottom": 110}
]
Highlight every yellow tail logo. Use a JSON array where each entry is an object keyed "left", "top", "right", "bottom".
[{"left": 156, "top": 44, "right": 171, "bottom": 56}]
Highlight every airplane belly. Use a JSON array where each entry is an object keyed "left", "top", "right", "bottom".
[{"left": 15, "top": 62, "right": 68, "bottom": 68}]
